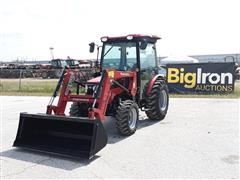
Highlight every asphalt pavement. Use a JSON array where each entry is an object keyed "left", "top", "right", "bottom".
[{"left": 0, "top": 96, "right": 239, "bottom": 179}]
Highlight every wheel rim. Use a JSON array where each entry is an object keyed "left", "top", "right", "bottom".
[
  {"left": 128, "top": 108, "right": 137, "bottom": 130},
  {"left": 42, "top": 72, "right": 47, "bottom": 78},
  {"left": 159, "top": 89, "right": 168, "bottom": 111}
]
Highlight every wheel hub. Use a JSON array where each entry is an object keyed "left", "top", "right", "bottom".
[
  {"left": 128, "top": 108, "right": 137, "bottom": 130},
  {"left": 159, "top": 89, "right": 167, "bottom": 111}
]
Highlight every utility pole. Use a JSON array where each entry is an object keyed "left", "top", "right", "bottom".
[{"left": 49, "top": 47, "right": 54, "bottom": 60}]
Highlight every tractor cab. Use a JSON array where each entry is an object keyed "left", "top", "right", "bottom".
[{"left": 90, "top": 34, "right": 161, "bottom": 99}]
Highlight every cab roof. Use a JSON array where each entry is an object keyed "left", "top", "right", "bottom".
[{"left": 101, "top": 34, "right": 161, "bottom": 43}]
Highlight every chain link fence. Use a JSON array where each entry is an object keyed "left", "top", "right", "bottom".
[{"left": 0, "top": 68, "right": 96, "bottom": 94}]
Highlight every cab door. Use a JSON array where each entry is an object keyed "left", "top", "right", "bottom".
[{"left": 139, "top": 43, "right": 159, "bottom": 98}]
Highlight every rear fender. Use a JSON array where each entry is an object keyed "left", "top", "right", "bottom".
[{"left": 146, "top": 74, "right": 165, "bottom": 95}]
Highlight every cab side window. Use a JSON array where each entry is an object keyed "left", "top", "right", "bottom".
[{"left": 140, "top": 43, "right": 156, "bottom": 69}]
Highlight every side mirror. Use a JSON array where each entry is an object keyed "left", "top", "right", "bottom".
[
  {"left": 89, "top": 42, "right": 95, "bottom": 53},
  {"left": 140, "top": 41, "right": 148, "bottom": 50}
]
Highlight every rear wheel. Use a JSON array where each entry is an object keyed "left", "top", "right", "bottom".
[
  {"left": 115, "top": 100, "right": 139, "bottom": 136},
  {"left": 144, "top": 78, "right": 169, "bottom": 121},
  {"left": 42, "top": 71, "right": 48, "bottom": 79},
  {"left": 69, "top": 102, "right": 89, "bottom": 117}
]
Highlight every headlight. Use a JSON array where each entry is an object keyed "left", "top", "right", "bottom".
[
  {"left": 101, "top": 37, "right": 108, "bottom": 42},
  {"left": 126, "top": 35, "right": 133, "bottom": 40}
]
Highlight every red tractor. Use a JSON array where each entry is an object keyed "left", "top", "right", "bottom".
[{"left": 13, "top": 34, "right": 169, "bottom": 159}]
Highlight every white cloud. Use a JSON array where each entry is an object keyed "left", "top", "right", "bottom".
[{"left": 0, "top": 0, "right": 239, "bottom": 61}]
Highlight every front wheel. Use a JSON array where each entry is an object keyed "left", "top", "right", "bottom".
[
  {"left": 115, "top": 100, "right": 139, "bottom": 136},
  {"left": 69, "top": 102, "right": 89, "bottom": 117},
  {"left": 144, "top": 79, "right": 169, "bottom": 121}
]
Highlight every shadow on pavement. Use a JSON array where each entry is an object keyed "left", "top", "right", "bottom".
[
  {"left": 104, "top": 115, "right": 160, "bottom": 144},
  {"left": 0, "top": 148, "right": 99, "bottom": 171},
  {"left": 0, "top": 114, "right": 163, "bottom": 171}
]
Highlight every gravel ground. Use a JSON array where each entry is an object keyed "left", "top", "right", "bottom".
[{"left": 0, "top": 96, "right": 239, "bottom": 179}]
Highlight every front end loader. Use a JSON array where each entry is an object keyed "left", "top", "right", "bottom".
[{"left": 13, "top": 34, "right": 169, "bottom": 159}]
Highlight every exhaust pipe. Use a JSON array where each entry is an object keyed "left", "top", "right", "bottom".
[{"left": 13, "top": 113, "right": 108, "bottom": 159}]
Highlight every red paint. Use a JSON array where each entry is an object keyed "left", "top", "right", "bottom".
[
  {"left": 46, "top": 69, "right": 137, "bottom": 122},
  {"left": 146, "top": 74, "right": 164, "bottom": 95},
  {"left": 101, "top": 34, "right": 161, "bottom": 42}
]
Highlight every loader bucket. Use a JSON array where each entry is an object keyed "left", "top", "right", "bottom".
[{"left": 13, "top": 113, "right": 108, "bottom": 159}]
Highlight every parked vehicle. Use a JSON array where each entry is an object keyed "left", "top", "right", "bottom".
[{"left": 13, "top": 34, "right": 169, "bottom": 159}]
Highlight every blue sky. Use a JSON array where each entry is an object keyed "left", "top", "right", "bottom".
[{"left": 0, "top": 0, "right": 239, "bottom": 61}]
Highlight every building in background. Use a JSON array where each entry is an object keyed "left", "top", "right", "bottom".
[
  {"left": 160, "top": 56, "right": 199, "bottom": 65},
  {"left": 190, "top": 54, "right": 240, "bottom": 64},
  {"left": 158, "top": 53, "right": 240, "bottom": 78},
  {"left": 160, "top": 53, "right": 240, "bottom": 64}
]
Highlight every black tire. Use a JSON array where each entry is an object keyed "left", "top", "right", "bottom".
[
  {"left": 42, "top": 72, "right": 48, "bottom": 79},
  {"left": 115, "top": 100, "right": 139, "bottom": 136},
  {"left": 69, "top": 102, "right": 89, "bottom": 117},
  {"left": 144, "top": 78, "right": 169, "bottom": 121}
]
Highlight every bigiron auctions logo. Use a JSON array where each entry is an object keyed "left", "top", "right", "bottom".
[{"left": 167, "top": 66, "right": 234, "bottom": 92}]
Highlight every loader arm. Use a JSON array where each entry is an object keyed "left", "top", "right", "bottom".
[
  {"left": 47, "top": 69, "right": 137, "bottom": 120},
  {"left": 46, "top": 69, "right": 76, "bottom": 115},
  {"left": 88, "top": 69, "right": 137, "bottom": 120}
]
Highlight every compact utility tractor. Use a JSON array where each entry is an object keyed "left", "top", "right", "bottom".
[{"left": 13, "top": 34, "right": 169, "bottom": 159}]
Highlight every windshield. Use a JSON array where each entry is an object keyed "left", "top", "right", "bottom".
[
  {"left": 51, "top": 60, "right": 61, "bottom": 67},
  {"left": 65, "top": 60, "right": 75, "bottom": 66},
  {"left": 101, "top": 42, "right": 137, "bottom": 71},
  {"left": 61, "top": 60, "right": 68, "bottom": 67},
  {"left": 51, "top": 60, "right": 68, "bottom": 67}
]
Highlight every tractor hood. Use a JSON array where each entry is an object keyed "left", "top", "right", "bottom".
[{"left": 87, "top": 76, "right": 101, "bottom": 83}]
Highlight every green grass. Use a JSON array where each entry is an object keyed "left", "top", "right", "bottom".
[
  {"left": 0, "top": 78, "right": 240, "bottom": 98},
  {"left": 0, "top": 79, "right": 57, "bottom": 96}
]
